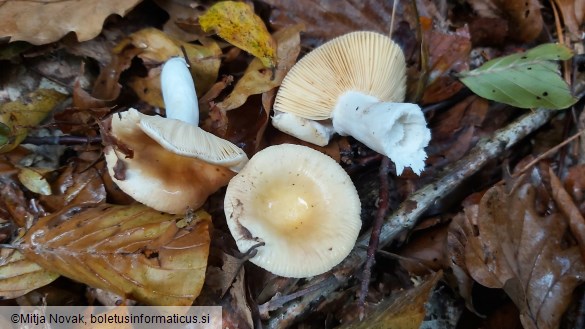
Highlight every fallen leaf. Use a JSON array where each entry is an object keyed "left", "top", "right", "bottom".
[
  {"left": 398, "top": 225, "right": 449, "bottom": 275},
  {"left": 153, "top": 0, "right": 208, "bottom": 41},
  {"left": 0, "top": 0, "right": 142, "bottom": 45},
  {"left": 338, "top": 271, "right": 443, "bottom": 329},
  {"left": 263, "top": 0, "right": 394, "bottom": 48},
  {"left": 0, "top": 89, "right": 68, "bottom": 153},
  {"left": 459, "top": 44, "right": 577, "bottom": 109},
  {"left": 0, "top": 249, "right": 59, "bottom": 299},
  {"left": 199, "top": 1, "right": 276, "bottom": 68},
  {"left": 466, "top": 0, "right": 543, "bottom": 42},
  {"left": 549, "top": 167, "right": 585, "bottom": 260},
  {"left": 216, "top": 24, "right": 304, "bottom": 111},
  {"left": 17, "top": 167, "right": 52, "bottom": 196},
  {"left": 464, "top": 180, "right": 585, "bottom": 329},
  {"left": 421, "top": 27, "right": 471, "bottom": 104},
  {"left": 553, "top": 0, "right": 585, "bottom": 40},
  {"left": 17, "top": 204, "right": 211, "bottom": 306},
  {"left": 39, "top": 162, "right": 107, "bottom": 212}
]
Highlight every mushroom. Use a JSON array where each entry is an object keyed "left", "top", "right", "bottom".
[
  {"left": 104, "top": 57, "right": 248, "bottom": 214},
  {"left": 224, "top": 144, "right": 361, "bottom": 278},
  {"left": 272, "top": 31, "right": 431, "bottom": 175}
]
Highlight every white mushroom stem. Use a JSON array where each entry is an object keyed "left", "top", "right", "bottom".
[
  {"left": 332, "top": 91, "right": 431, "bottom": 175},
  {"left": 161, "top": 57, "right": 199, "bottom": 125},
  {"left": 271, "top": 112, "right": 335, "bottom": 147}
]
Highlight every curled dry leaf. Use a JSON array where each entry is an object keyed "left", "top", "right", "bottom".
[
  {"left": 199, "top": 1, "right": 277, "bottom": 68},
  {"left": 0, "top": 0, "right": 142, "bottom": 44},
  {"left": 0, "top": 249, "right": 59, "bottom": 299},
  {"left": 464, "top": 180, "right": 585, "bottom": 329},
  {"left": 0, "top": 89, "right": 67, "bottom": 153},
  {"left": 17, "top": 167, "right": 52, "bottom": 196},
  {"left": 466, "top": 0, "right": 543, "bottom": 42},
  {"left": 17, "top": 204, "right": 212, "bottom": 306}
]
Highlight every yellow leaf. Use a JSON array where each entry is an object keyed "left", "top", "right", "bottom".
[
  {"left": 17, "top": 204, "right": 211, "bottom": 306},
  {"left": 17, "top": 167, "right": 52, "bottom": 196},
  {"left": 217, "top": 24, "right": 304, "bottom": 111},
  {"left": 0, "top": 249, "right": 60, "bottom": 299},
  {"left": 0, "top": 89, "right": 67, "bottom": 153},
  {"left": 199, "top": 1, "right": 276, "bottom": 68}
]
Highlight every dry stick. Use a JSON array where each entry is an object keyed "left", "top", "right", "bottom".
[
  {"left": 22, "top": 135, "right": 102, "bottom": 145},
  {"left": 357, "top": 156, "right": 391, "bottom": 320},
  {"left": 266, "top": 108, "right": 557, "bottom": 329}
]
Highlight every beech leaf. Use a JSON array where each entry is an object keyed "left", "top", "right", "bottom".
[
  {"left": 459, "top": 44, "right": 577, "bottom": 109},
  {"left": 0, "top": 249, "right": 59, "bottom": 299},
  {"left": 199, "top": 1, "right": 277, "bottom": 68},
  {"left": 16, "top": 204, "right": 211, "bottom": 306},
  {"left": 0, "top": 0, "right": 142, "bottom": 45},
  {"left": 464, "top": 181, "right": 585, "bottom": 329},
  {"left": 0, "top": 89, "right": 67, "bottom": 153}
]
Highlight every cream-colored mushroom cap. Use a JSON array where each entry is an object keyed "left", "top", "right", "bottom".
[
  {"left": 104, "top": 108, "right": 235, "bottom": 214},
  {"left": 224, "top": 144, "right": 361, "bottom": 278}
]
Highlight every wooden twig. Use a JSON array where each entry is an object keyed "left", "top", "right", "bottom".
[
  {"left": 22, "top": 135, "right": 102, "bottom": 145},
  {"left": 357, "top": 156, "right": 391, "bottom": 319},
  {"left": 266, "top": 107, "right": 558, "bottom": 328}
]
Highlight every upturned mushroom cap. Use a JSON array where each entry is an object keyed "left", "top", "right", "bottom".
[
  {"left": 273, "top": 31, "right": 406, "bottom": 120},
  {"left": 104, "top": 108, "right": 236, "bottom": 214},
  {"left": 272, "top": 31, "right": 431, "bottom": 175},
  {"left": 224, "top": 144, "right": 361, "bottom": 278}
]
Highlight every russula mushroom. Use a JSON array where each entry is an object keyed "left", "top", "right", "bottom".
[
  {"left": 224, "top": 144, "right": 361, "bottom": 278},
  {"left": 272, "top": 31, "right": 431, "bottom": 175},
  {"left": 104, "top": 57, "right": 248, "bottom": 214}
]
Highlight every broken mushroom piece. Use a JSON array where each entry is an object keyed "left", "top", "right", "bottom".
[
  {"left": 272, "top": 31, "right": 431, "bottom": 175},
  {"left": 104, "top": 57, "right": 248, "bottom": 214},
  {"left": 224, "top": 144, "right": 361, "bottom": 278}
]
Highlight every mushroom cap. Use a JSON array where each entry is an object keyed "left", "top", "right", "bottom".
[
  {"left": 274, "top": 31, "right": 407, "bottom": 120},
  {"left": 224, "top": 144, "right": 361, "bottom": 278},
  {"left": 104, "top": 108, "right": 236, "bottom": 214}
]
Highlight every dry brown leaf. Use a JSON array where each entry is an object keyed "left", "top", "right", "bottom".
[
  {"left": 0, "top": 249, "right": 59, "bottom": 299},
  {"left": 467, "top": 0, "right": 543, "bottom": 42},
  {"left": 0, "top": 177, "right": 35, "bottom": 228},
  {"left": 39, "top": 162, "right": 106, "bottom": 212},
  {"left": 398, "top": 225, "right": 449, "bottom": 275},
  {"left": 263, "top": 0, "right": 395, "bottom": 48},
  {"left": 421, "top": 27, "right": 471, "bottom": 104},
  {"left": 553, "top": 0, "right": 585, "bottom": 39},
  {"left": 154, "top": 0, "right": 208, "bottom": 41},
  {"left": 549, "top": 167, "right": 585, "bottom": 260},
  {"left": 338, "top": 271, "right": 443, "bottom": 329},
  {"left": 0, "top": 0, "right": 142, "bottom": 45},
  {"left": 17, "top": 204, "right": 211, "bottom": 306},
  {"left": 464, "top": 180, "right": 585, "bottom": 329}
]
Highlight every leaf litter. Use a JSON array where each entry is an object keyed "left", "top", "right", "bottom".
[{"left": 0, "top": 0, "right": 584, "bottom": 328}]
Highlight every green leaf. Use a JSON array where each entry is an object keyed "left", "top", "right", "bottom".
[{"left": 459, "top": 44, "right": 577, "bottom": 109}]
